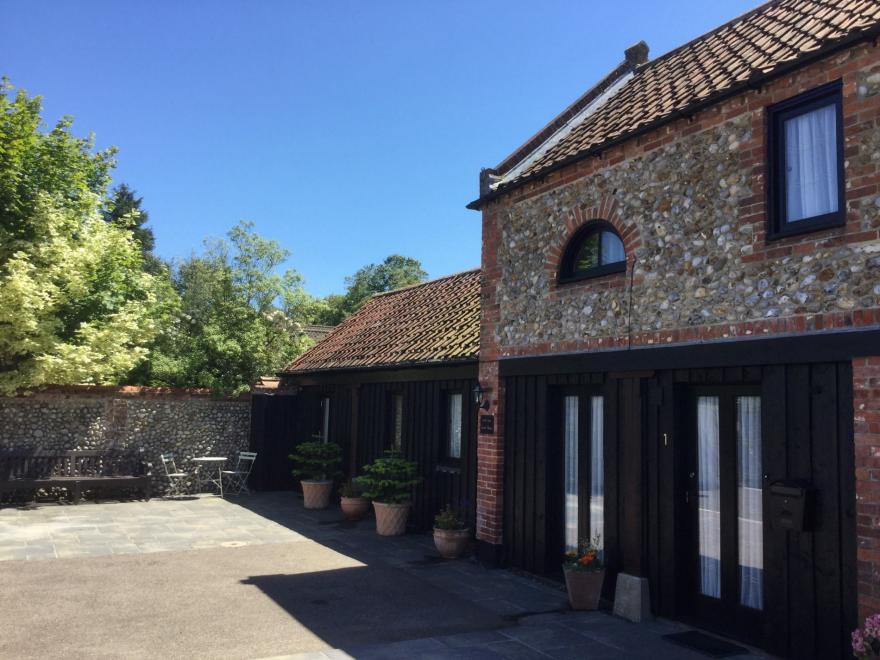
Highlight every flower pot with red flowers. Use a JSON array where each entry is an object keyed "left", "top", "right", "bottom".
[
  {"left": 433, "top": 506, "right": 470, "bottom": 559},
  {"left": 288, "top": 441, "right": 342, "bottom": 510},
  {"left": 562, "top": 535, "right": 605, "bottom": 611},
  {"left": 358, "top": 451, "right": 422, "bottom": 536},
  {"left": 339, "top": 479, "right": 370, "bottom": 521}
]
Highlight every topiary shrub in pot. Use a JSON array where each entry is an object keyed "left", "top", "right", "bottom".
[
  {"left": 433, "top": 506, "right": 470, "bottom": 559},
  {"left": 358, "top": 451, "right": 422, "bottom": 536},
  {"left": 339, "top": 479, "right": 370, "bottom": 521},
  {"left": 288, "top": 441, "right": 342, "bottom": 509}
]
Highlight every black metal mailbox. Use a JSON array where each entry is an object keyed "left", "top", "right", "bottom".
[{"left": 769, "top": 481, "right": 810, "bottom": 532}]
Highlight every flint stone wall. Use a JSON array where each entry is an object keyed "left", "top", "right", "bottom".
[
  {"left": 0, "top": 386, "right": 251, "bottom": 493},
  {"left": 495, "top": 51, "right": 880, "bottom": 350}
]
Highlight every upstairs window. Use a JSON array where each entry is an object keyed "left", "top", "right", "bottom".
[
  {"left": 768, "top": 81, "right": 845, "bottom": 238},
  {"left": 558, "top": 221, "right": 626, "bottom": 283}
]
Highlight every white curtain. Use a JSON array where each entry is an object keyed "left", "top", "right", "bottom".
[
  {"left": 589, "top": 396, "right": 604, "bottom": 553},
  {"left": 448, "top": 393, "right": 462, "bottom": 458},
  {"left": 697, "top": 396, "right": 721, "bottom": 599},
  {"left": 737, "top": 396, "right": 763, "bottom": 610},
  {"left": 785, "top": 103, "right": 838, "bottom": 222},
  {"left": 564, "top": 396, "right": 579, "bottom": 552},
  {"left": 600, "top": 232, "right": 625, "bottom": 264}
]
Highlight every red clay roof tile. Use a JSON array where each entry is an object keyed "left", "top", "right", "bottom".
[
  {"left": 484, "top": 0, "right": 880, "bottom": 201},
  {"left": 281, "top": 269, "right": 481, "bottom": 374}
]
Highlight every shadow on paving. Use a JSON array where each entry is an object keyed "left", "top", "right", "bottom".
[
  {"left": 242, "top": 566, "right": 507, "bottom": 647},
  {"left": 230, "top": 492, "right": 570, "bottom": 648}
]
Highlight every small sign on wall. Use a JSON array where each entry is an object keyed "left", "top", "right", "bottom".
[{"left": 479, "top": 414, "right": 495, "bottom": 435}]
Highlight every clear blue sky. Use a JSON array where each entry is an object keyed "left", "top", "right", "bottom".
[{"left": 2, "top": 0, "right": 756, "bottom": 297}]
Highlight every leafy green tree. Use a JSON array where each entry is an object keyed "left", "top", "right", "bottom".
[
  {"left": 0, "top": 78, "right": 115, "bottom": 262},
  {"left": 0, "top": 194, "right": 175, "bottom": 394},
  {"left": 0, "top": 80, "right": 173, "bottom": 394},
  {"left": 313, "top": 254, "right": 428, "bottom": 324},
  {"left": 103, "top": 183, "right": 159, "bottom": 262},
  {"left": 145, "top": 221, "right": 313, "bottom": 395}
]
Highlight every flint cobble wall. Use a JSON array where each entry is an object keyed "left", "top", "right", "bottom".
[
  {"left": 491, "top": 43, "right": 880, "bottom": 354},
  {"left": 0, "top": 387, "right": 251, "bottom": 493}
]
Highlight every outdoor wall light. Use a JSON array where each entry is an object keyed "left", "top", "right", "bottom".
[{"left": 472, "top": 382, "right": 491, "bottom": 410}]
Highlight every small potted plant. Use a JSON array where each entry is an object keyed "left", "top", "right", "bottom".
[
  {"left": 852, "top": 613, "right": 880, "bottom": 658},
  {"left": 288, "top": 441, "right": 342, "bottom": 509},
  {"left": 562, "top": 535, "right": 605, "bottom": 610},
  {"left": 358, "top": 450, "right": 422, "bottom": 536},
  {"left": 339, "top": 478, "right": 370, "bottom": 521},
  {"left": 433, "top": 505, "right": 470, "bottom": 559}
]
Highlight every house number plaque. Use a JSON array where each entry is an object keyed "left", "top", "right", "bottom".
[{"left": 479, "top": 414, "right": 494, "bottom": 435}]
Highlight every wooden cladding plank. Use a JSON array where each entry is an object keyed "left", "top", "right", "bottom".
[
  {"left": 761, "top": 365, "right": 789, "bottom": 658},
  {"left": 524, "top": 376, "right": 537, "bottom": 572},
  {"left": 786, "top": 364, "right": 817, "bottom": 660},
  {"left": 811, "top": 363, "right": 842, "bottom": 660}
]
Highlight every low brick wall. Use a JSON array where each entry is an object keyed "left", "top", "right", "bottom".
[{"left": 0, "top": 386, "right": 251, "bottom": 494}]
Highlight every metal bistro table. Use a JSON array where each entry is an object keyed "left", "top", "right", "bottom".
[{"left": 192, "top": 456, "right": 227, "bottom": 496}]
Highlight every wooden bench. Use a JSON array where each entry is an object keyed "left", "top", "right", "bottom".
[{"left": 0, "top": 449, "right": 152, "bottom": 503}]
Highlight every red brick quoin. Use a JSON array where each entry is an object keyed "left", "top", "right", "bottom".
[{"left": 855, "top": 357, "right": 880, "bottom": 621}]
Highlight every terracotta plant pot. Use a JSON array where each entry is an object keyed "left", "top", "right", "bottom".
[
  {"left": 564, "top": 568, "right": 605, "bottom": 611},
  {"left": 373, "top": 501, "right": 410, "bottom": 536},
  {"left": 433, "top": 527, "right": 471, "bottom": 559},
  {"left": 340, "top": 496, "right": 370, "bottom": 521},
  {"left": 301, "top": 480, "right": 333, "bottom": 509}
]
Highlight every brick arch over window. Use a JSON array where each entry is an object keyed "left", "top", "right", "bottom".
[{"left": 545, "top": 195, "right": 642, "bottom": 285}]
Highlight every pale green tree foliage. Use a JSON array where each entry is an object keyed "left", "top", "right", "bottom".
[
  {"left": 0, "top": 194, "right": 174, "bottom": 393},
  {"left": 0, "top": 80, "right": 173, "bottom": 393},
  {"left": 144, "top": 221, "right": 313, "bottom": 395}
]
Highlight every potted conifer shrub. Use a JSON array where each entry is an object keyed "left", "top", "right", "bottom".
[
  {"left": 339, "top": 479, "right": 370, "bottom": 521},
  {"left": 433, "top": 506, "right": 470, "bottom": 559},
  {"left": 288, "top": 441, "right": 342, "bottom": 509},
  {"left": 562, "top": 535, "right": 605, "bottom": 610},
  {"left": 358, "top": 450, "right": 422, "bottom": 536}
]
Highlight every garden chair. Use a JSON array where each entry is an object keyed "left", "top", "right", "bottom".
[
  {"left": 221, "top": 451, "right": 257, "bottom": 495},
  {"left": 160, "top": 454, "right": 190, "bottom": 498}
]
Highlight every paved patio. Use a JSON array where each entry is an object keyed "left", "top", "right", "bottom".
[{"left": 0, "top": 493, "right": 765, "bottom": 659}]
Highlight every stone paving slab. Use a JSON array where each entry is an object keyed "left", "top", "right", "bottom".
[
  {"left": 268, "top": 612, "right": 763, "bottom": 660},
  {"left": 0, "top": 495, "right": 301, "bottom": 559},
  {"left": 0, "top": 493, "right": 770, "bottom": 659}
]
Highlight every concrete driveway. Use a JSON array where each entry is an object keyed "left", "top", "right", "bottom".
[
  {"left": 0, "top": 494, "right": 555, "bottom": 659},
  {"left": 0, "top": 494, "right": 760, "bottom": 659}
]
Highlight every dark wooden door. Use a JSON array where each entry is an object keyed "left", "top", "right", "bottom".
[{"left": 679, "top": 386, "right": 764, "bottom": 644}]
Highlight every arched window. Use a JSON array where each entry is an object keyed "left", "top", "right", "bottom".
[{"left": 558, "top": 221, "right": 626, "bottom": 283}]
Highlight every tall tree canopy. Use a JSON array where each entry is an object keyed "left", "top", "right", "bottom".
[
  {"left": 143, "top": 221, "right": 313, "bottom": 395},
  {"left": 312, "top": 254, "right": 428, "bottom": 325},
  {"left": 0, "top": 80, "right": 172, "bottom": 394},
  {"left": 0, "top": 78, "right": 115, "bottom": 261}
]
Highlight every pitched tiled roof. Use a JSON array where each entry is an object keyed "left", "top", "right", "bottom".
[
  {"left": 281, "top": 269, "right": 480, "bottom": 374},
  {"left": 474, "top": 0, "right": 880, "bottom": 205}
]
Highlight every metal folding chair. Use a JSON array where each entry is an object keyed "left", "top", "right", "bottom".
[
  {"left": 221, "top": 451, "right": 256, "bottom": 495},
  {"left": 160, "top": 454, "right": 190, "bottom": 498}
]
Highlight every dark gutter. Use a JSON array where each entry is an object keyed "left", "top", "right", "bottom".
[{"left": 467, "top": 26, "right": 880, "bottom": 211}]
